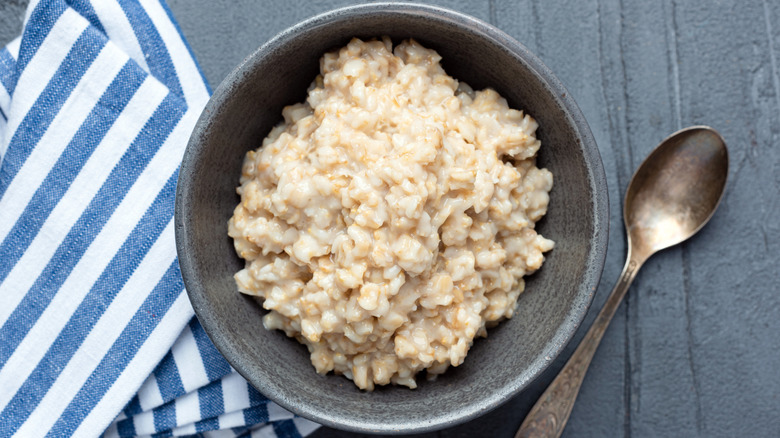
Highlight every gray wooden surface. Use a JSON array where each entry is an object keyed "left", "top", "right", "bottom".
[{"left": 2, "top": 1, "right": 779, "bottom": 437}]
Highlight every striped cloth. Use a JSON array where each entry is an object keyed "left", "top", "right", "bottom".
[{"left": 0, "top": 1, "right": 318, "bottom": 437}]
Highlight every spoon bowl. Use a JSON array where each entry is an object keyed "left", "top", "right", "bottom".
[
  {"left": 516, "top": 125, "right": 728, "bottom": 438},
  {"left": 626, "top": 127, "right": 729, "bottom": 260}
]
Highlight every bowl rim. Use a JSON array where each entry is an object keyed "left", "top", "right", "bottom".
[{"left": 176, "top": 2, "right": 609, "bottom": 434}]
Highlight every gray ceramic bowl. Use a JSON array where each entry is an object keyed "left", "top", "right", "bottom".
[{"left": 175, "top": 2, "right": 608, "bottom": 434}]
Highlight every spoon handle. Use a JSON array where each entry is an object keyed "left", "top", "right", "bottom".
[{"left": 515, "top": 255, "right": 643, "bottom": 438}]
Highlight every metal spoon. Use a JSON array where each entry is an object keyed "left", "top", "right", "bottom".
[{"left": 515, "top": 126, "right": 729, "bottom": 438}]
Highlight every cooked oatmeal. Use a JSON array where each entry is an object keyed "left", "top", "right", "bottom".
[{"left": 228, "top": 37, "right": 554, "bottom": 390}]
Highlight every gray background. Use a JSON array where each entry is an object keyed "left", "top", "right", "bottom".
[{"left": 2, "top": 0, "right": 779, "bottom": 437}]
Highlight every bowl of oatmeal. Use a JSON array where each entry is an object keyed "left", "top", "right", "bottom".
[{"left": 176, "top": 2, "right": 608, "bottom": 434}]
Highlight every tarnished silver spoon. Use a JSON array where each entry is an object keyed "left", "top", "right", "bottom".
[{"left": 516, "top": 126, "right": 729, "bottom": 438}]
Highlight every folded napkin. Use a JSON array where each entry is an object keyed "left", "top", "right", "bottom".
[{"left": 0, "top": 1, "right": 318, "bottom": 436}]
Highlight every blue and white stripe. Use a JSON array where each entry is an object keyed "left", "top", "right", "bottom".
[{"left": 0, "top": 1, "right": 317, "bottom": 436}]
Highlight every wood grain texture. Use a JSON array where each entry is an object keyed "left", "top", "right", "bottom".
[{"left": 2, "top": 0, "right": 779, "bottom": 436}]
